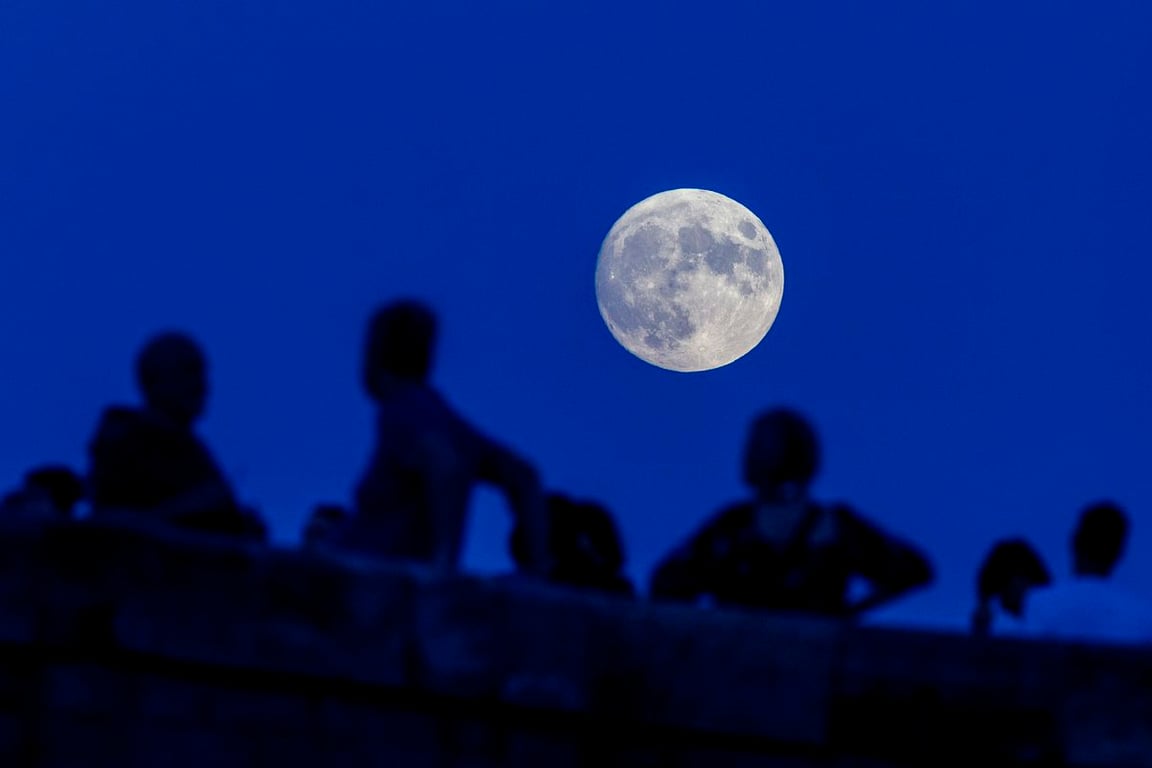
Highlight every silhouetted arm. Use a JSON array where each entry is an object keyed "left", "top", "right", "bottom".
[
  {"left": 971, "top": 600, "right": 993, "bottom": 637},
  {"left": 649, "top": 506, "right": 749, "bottom": 603},
  {"left": 836, "top": 506, "right": 934, "bottom": 617},
  {"left": 473, "top": 436, "right": 552, "bottom": 579}
]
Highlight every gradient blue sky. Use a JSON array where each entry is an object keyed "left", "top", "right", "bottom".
[{"left": 3, "top": 1, "right": 1150, "bottom": 631}]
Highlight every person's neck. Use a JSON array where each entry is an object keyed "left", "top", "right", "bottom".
[
  {"left": 756, "top": 484, "right": 807, "bottom": 505},
  {"left": 372, "top": 372, "right": 428, "bottom": 400},
  {"left": 1074, "top": 565, "right": 1113, "bottom": 580},
  {"left": 142, "top": 404, "right": 194, "bottom": 431}
]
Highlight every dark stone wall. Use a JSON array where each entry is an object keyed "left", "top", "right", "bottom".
[{"left": 0, "top": 520, "right": 1149, "bottom": 767}]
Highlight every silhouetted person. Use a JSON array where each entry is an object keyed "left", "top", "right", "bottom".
[
  {"left": 1017, "top": 501, "right": 1152, "bottom": 644},
  {"left": 330, "top": 300, "right": 550, "bottom": 575},
  {"left": 0, "top": 465, "right": 85, "bottom": 521},
  {"left": 302, "top": 503, "right": 350, "bottom": 550},
  {"left": 86, "top": 332, "right": 267, "bottom": 540},
  {"left": 509, "top": 493, "right": 635, "bottom": 597},
  {"left": 971, "top": 538, "right": 1051, "bottom": 637},
  {"left": 649, "top": 407, "right": 933, "bottom": 618}
]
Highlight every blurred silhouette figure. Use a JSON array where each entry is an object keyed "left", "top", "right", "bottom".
[
  {"left": 649, "top": 407, "right": 933, "bottom": 618},
  {"left": 971, "top": 538, "right": 1051, "bottom": 637},
  {"left": 302, "top": 503, "right": 350, "bottom": 550},
  {"left": 508, "top": 493, "right": 635, "bottom": 597},
  {"left": 1017, "top": 501, "right": 1152, "bottom": 644},
  {"left": 330, "top": 300, "right": 550, "bottom": 575},
  {"left": 86, "top": 332, "right": 267, "bottom": 540},
  {"left": 0, "top": 465, "right": 85, "bottom": 521}
]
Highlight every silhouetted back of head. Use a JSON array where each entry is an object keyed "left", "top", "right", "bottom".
[
  {"left": 362, "top": 300, "right": 438, "bottom": 396},
  {"left": 742, "top": 408, "right": 820, "bottom": 495},
  {"left": 510, "top": 493, "right": 626, "bottom": 575},
  {"left": 1073, "top": 501, "right": 1129, "bottom": 577},
  {"left": 25, "top": 465, "right": 86, "bottom": 518},
  {"left": 977, "top": 538, "right": 1051, "bottom": 604},
  {"left": 135, "top": 332, "right": 208, "bottom": 426}
]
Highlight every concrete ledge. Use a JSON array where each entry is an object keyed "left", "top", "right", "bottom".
[{"left": 0, "top": 519, "right": 1150, "bottom": 766}]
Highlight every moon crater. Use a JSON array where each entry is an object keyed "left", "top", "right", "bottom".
[{"left": 595, "top": 188, "right": 783, "bottom": 372}]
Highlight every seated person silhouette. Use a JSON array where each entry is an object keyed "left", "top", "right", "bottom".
[
  {"left": 86, "top": 332, "right": 267, "bottom": 540},
  {"left": 970, "top": 538, "right": 1051, "bottom": 637},
  {"left": 649, "top": 407, "right": 933, "bottom": 618},
  {"left": 0, "top": 465, "right": 86, "bottom": 521},
  {"left": 1014, "top": 501, "right": 1152, "bottom": 644},
  {"left": 508, "top": 493, "right": 635, "bottom": 597},
  {"left": 328, "top": 300, "right": 550, "bottom": 575}
]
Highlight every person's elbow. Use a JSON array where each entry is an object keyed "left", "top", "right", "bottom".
[{"left": 896, "top": 549, "right": 935, "bottom": 593}]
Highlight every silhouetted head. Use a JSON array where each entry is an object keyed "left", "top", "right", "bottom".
[
  {"left": 742, "top": 408, "right": 820, "bottom": 497},
  {"left": 24, "top": 465, "right": 86, "bottom": 518},
  {"left": 1072, "top": 501, "right": 1129, "bottom": 577},
  {"left": 976, "top": 538, "right": 1051, "bottom": 617},
  {"left": 362, "top": 300, "right": 438, "bottom": 397},
  {"left": 135, "top": 332, "right": 208, "bottom": 426}
]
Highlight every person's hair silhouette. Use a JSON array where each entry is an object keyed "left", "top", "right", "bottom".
[
  {"left": 741, "top": 408, "right": 820, "bottom": 501},
  {"left": 1072, "top": 501, "right": 1128, "bottom": 577},
  {"left": 361, "top": 299, "right": 437, "bottom": 390},
  {"left": 650, "top": 406, "right": 933, "bottom": 618},
  {"left": 329, "top": 300, "right": 550, "bottom": 575},
  {"left": 86, "top": 332, "right": 266, "bottom": 540},
  {"left": 136, "top": 332, "right": 209, "bottom": 426},
  {"left": 509, "top": 493, "right": 634, "bottom": 597},
  {"left": 971, "top": 538, "right": 1051, "bottom": 636}
]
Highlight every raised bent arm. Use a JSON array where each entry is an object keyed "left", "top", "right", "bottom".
[
  {"left": 475, "top": 439, "right": 552, "bottom": 579},
  {"left": 839, "top": 507, "right": 934, "bottom": 617}
]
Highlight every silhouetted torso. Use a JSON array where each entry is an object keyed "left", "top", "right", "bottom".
[
  {"left": 1015, "top": 578, "right": 1152, "bottom": 645},
  {"left": 651, "top": 499, "right": 932, "bottom": 617},
  {"left": 88, "top": 405, "right": 261, "bottom": 538},
  {"left": 339, "top": 377, "right": 537, "bottom": 564}
]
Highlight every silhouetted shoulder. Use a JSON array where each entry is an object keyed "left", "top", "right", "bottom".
[
  {"left": 88, "top": 405, "right": 235, "bottom": 515},
  {"left": 90, "top": 405, "right": 150, "bottom": 449},
  {"left": 687, "top": 501, "right": 758, "bottom": 553},
  {"left": 648, "top": 502, "right": 758, "bottom": 603}
]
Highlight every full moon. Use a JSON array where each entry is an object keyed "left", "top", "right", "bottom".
[{"left": 595, "top": 188, "right": 783, "bottom": 372}]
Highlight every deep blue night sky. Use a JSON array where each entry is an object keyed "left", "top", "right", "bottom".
[{"left": 3, "top": 1, "right": 1150, "bottom": 631}]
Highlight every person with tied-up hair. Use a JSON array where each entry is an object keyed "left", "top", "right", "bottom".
[
  {"left": 650, "top": 407, "right": 933, "bottom": 618},
  {"left": 509, "top": 492, "right": 635, "bottom": 597},
  {"left": 329, "top": 299, "right": 551, "bottom": 577},
  {"left": 970, "top": 538, "right": 1051, "bottom": 637}
]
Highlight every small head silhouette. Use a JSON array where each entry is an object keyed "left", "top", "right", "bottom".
[
  {"left": 510, "top": 493, "right": 626, "bottom": 578},
  {"left": 1072, "top": 501, "right": 1128, "bottom": 577},
  {"left": 1, "top": 464, "right": 85, "bottom": 520},
  {"left": 362, "top": 300, "right": 438, "bottom": 398},
  {"left": 977, "top": 538, "right": 1051, "bottom": 617},
  {"left": 742, "top": 408, "right": 820, "bottom": 498},
  {"left": 135, "top": 332, "right": 208, "bottom": 427}
]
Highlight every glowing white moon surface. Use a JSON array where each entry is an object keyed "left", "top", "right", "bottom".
[{"left": 595, "top": 188, "right": 783, "bottom": 372}]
